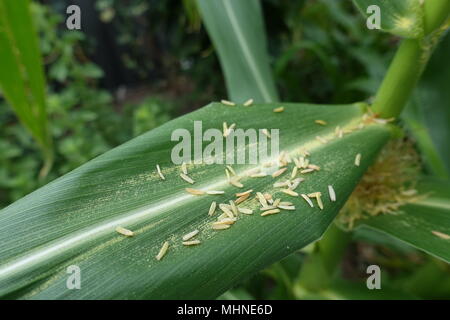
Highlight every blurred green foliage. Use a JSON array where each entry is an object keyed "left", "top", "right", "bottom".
[
  {"left": 266, "top": 0, "right": 392, "bottom": 104},
  {"left": 0, "top": 3, "right": 175, "bottom": 207}
]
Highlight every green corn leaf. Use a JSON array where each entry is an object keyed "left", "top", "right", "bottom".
[
  {"left": 404, "top": 33, "right": 450, "bottom": 177},
  {"left": 0, "top": 102, "right": 391, "bottom": 299},
  {"left": 402, "top": 260, "right": 450, "bottom": 299},
  {"left": 0, "top": 0, "right": 52, "bottom": 176},
  {"left": 403, "top": 100, "right": 449, "bottom": 178},
  {"left": 352, "top": 0, "right": 425, "bottom": 39},
  {"left": 358, "top": 179, "right": 450, "bottom": 263},
  {"left": 197, "top": 0, "right": 279, "bottom": 103}
]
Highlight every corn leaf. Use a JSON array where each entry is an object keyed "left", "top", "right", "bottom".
[
  {"left": 358, "top": 179, "right": 450, "bottom": 263},
  {"left": 0, "top": 102, "right": 391, "bottom": 299},
  {"left": 352, "top": 0, "right": 424, "bottom": 39},
  {"left": 0, "top": 0, "right": 52, "bottom": 175},
  {"left": 196, "top": 0, "right": 279, "bottom": 103},
  {"left": 404, "top": 33, "right": 450, "bottom": 177}
]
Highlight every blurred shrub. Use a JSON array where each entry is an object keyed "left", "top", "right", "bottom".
[
  {"left": 266, "top": 0, "right": 394, "bottom": 104},
  {"left": 0, "top": 2, "right": 174, "bottom": 208}
]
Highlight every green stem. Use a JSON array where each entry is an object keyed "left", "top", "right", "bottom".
[
  {"left": 403, "top": 258, "right": 449, "bottom": 298},
  {"left": 372, "top": 39, "right": 423, "bottom": 119},
  {"left": 38, "top": 134, "right": 54, "bottom": 180},
  {"left": 372, "top": 0, "right": 450, "bottom": 119},
  {"left": 38, "top": 150, "right": 53, "bottom": 180},
  {"left": 295, "top": 224, "right": 352, "bottom": 294},
  {"left": 423, "top": 0, "right": 450, "bottom": 35}
]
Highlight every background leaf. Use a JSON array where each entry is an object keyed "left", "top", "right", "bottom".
[
  {"left": 404, "top": 33, "right": 450, "bottom": 176},
  {"left": 0, "top": 0, "right": 52, "bottom": 174},
  {"left": 358, "top": 179, "right": 450, "bottom": 263},
  {"left": 196, "top": 0, "right": 279, "bottom": 103},
  {"left": 0, "top": 102, "right": 390, "bottom": 299},
  {"left": 403, "top": 100, "right": 449, "bottom": 178}
]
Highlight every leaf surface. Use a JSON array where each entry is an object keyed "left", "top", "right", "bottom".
[
  {"left": 197, "top": 0, "right": 279, "bottom": 103},
  {"left": 0, "top": 102, "right": 391, "bottom": 299}
]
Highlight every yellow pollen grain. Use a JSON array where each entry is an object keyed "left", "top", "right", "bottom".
[
  {"left": 256, "top": 192, "right": 268, "bottom": 207},
  {"left": 263, "top": 193, "right": 272, "bottom": 201},
  {"left": 115, "top": 226, "right": 134, "bottom": 237},
  {"left": 235, "top": 193, "right": 250, "bottom": 205},
  {"left": 262, "top": 129, "right": 271, "bottom": 138},
  {"left": 278, "top": 205, "right": 296, "bottom": 210},
  {"left": 272, "top": 167, "right": 287, "bottom": 178},
  {"left": 282, "top": 189, "right": 298, "bottom": 197},
  {"left": 250, "top": 172, "right": 267, "bottom": 178},
  {"left": 156, "top": 164, "right": 165, "bottom": 180},
  {"left": 208, "top": 201, "right": 217, "bottom": 216},
  {"left": 226, "top": 165, "right": 236, "bottom": 176},
  {"left": 180, "top": 173, "right": 195, "bottom": 184},
  {"left": 223, "top": 122, "right": 228, "bottom": 137},
  {"left": 155, "top": 241, "right": 169, "bottom": 261},
  {"left": 261, "top": 209, "right": 281, "bottom": 216},
  {"left": 212, "top": 224, "right": 231, "bottom": 230},
  {"left": 238, "top": 208, "right": 253, "bottom": 215},
  {"left": 308, "top": 164, "right": 320, "bottom": 171},
  {"left": 181, "top": 162, "right": 188, "bottom": 175},
  {"left": 432, "top": 231, "right": 450, "bottom": 240},
  {"left": 236, "top": 189, "right": 253, "bottom": 197},
  {"left": 207, "top": 190, "right": 225, "bottom": 195},
  {"left": 308, "top": 192, "right": 324, "bottom": 210},
  {"left": 213, "top": 218, "right": 236, "bottom": 226},
  {"left": 219, "top": 204, "right": 235, "bottom": 218},
  {"left": 185, "top": 188, "right": 204, "bottom": 195},
  {"left": 182, "top": 230, "right": 200, "bottom": 241},
  {"left": 355, "top": 153, "right": 361, "bottom": 166},
  {"left": 301, "top": 194, "right": 314, "bottom": 207},
  {"left": 229, "top": 200, "right": 238, "bottom": 215},
  {"left": 291, "top": 166, "right": 298, "bottom": 179},
  {"left": 221, "top": 99, "right": 235, "bottom": 106},
  {"left": 182, "top": 240, "right": 201, "bottom": 246},
  {"left": 225, "top": 168, "right": 231, "bottom": 181},
  {"left": 315, "top": 120, "right": 327, "bottom": 126},
  {"left": 230, "top": 179, "right": 244, "bottom": 188},
  {"left": 328, "top": 185, "right": 336, "bottom": 202}
]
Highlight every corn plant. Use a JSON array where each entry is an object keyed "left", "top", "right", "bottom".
[{"left": 0, "top": 0, "right": 449, "bottom": 299}]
